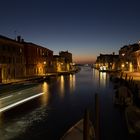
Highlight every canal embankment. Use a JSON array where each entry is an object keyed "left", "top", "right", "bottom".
[{"left": 0, "top": 70, "right": 80, "bottom": 95}]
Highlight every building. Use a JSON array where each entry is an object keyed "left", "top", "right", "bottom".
[
  {"left": 53, "top": 55, "right": 66, "bottom": 72},
  {"left": 59, "top": 51, "right": 73, "bottom": 71},
  {"left": 131, "top": 50, "right": 140, "bottom": 72},
  {"left": 0, "top": 35, "right": 75, "bottom": 83},
  {"left": 0, "top": 35, "right": 26, "bottom": 83},
  {"left": 95, "top": 53, "right": 119, "bottom": 71},
  {"left": 53, "top": 51, "right": 74, "bottom": 72},
  {"left": 23, "top": 42, "right": 53, "bottom": 76},
  {"left": 119, "top": 43, "right": 140, "bottom": 71},
  {"left": 0, "top": 35, "right": 53, "bottom": 83},
  {"left": 59, "top": 51, "right": 72, "bottom": 63}
]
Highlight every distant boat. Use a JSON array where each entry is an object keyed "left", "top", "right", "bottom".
[{"left": 99, "top": 69, "right": 108, "bottom": 72}]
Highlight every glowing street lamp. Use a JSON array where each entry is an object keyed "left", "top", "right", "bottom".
[
  {"left": 121, "top": 64, "right": 125, "bottom": 68},
  {"left": 43, "top": 61, "right": 46, "bottom": 65}
]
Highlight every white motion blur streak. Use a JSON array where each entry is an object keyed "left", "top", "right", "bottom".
[
  {"left": 0, "top": 95, "right": 13, "bottom": 101},
  {"left": 0, "top": 92, "right": 44, "bottom": 113}
]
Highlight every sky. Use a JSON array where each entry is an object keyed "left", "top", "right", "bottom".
[{"left": 1, "top": 0, "right": 140, "bottom": 63}]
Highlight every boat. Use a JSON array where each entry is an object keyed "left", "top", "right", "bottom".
[
  {"left": 61, "top": 110, "right": 95, "bottom": 140},
  {"left": 113, "top": 85, "right": 133, "bottom": 106},
  {"left": 61, "top": 94, "right": 100, "bottom": 140},
  {"left": 125, "top": 106, "right": 140, "bottom": 136}
]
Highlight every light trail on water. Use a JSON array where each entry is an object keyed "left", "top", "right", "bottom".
[{"left": 0, "top": 92, "right": 44, "bottom": 113}]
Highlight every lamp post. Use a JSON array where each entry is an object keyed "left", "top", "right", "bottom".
[
  {"left": 121, "top": 63, "right": 125, "bottom": 71},
  {"left": 43, "top": 61, "right": 46, "bottom": 75}
]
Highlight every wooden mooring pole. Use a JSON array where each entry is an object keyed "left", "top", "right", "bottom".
[
  {"left": 125, "top": 73, "right": 127, "bottom": 81},
  {"left": 120, "top": 72, "right": 123, "bottom": 79},
  {"left": 83, "top": 109, "right": 90, "bottom": 140}
]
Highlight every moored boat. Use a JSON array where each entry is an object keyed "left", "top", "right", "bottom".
[
  {"left": 125, "top": 106, "right": 140, "bottom": 136},
  {"left": 61, "top": 119, "right": 95, "bottom": 140},
  {"left": 113, "top": 83, "right": 133, "bottom": 106},
  {"left": 61, "top": 110, "right": 95, "bottom": 140}
]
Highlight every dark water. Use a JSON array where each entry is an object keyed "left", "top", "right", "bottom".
[{"left": 0, "top": 67, "right": 128, "bottom": 140}]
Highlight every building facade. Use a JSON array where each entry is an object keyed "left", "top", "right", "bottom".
[
  {"left": 131, "top": 50, "right": 140, "bottom": 72},
  {"left": 59, "top": 51, "right": 72, "bottom": 63},
  {"left": 119, "top": 43, "right": 140, "bottom": 71},
  {"left": 0, "top": 35, "right": 26, "bottom": 83},
  {"left": 0, "top": 35, "right": 75, "bottom": 83},
  {"left": 53, "top": 55, "right": 66, "bottom": 72},
  {"left": 24, "top": 42, "right": 53, "bottom": 76},
  {"left": 59, "top": 51, "right": 73, "bottom": 71},
  {"left": 95, "top": 53, "right": 119, "bottom": 71},
  {"left": 53, "top": 51, "right": 73, "bottom": 72},
  {"left": 0, "top": 35, "right": 54, "bottom": 83}
]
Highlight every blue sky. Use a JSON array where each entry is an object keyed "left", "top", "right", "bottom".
[{"left": 1, "top": 0, "right": 140, "bottom": 63}]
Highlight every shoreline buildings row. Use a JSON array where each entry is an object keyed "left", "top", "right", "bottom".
[
  {"left": 95, "top": 41, "right": 140, "bottom": 72},
  {"left": 0, "top": 35, "right": 75, "bottom": 83}
]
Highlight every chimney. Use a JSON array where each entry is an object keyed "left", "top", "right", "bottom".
[
  {"left": 21, "top": 39, "right": 24, "bottom": 42},
  {"left": 17, "top": 36, "right": 21, "bottom": 42}
]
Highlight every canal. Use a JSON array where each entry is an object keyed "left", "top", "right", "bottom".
[{"left": 0, "top": 66, "right": 129, "bottom": 140}]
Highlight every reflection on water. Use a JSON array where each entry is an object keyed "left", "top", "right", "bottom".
[
  {"left": 92, "top": 68, "right": 99, "bottom": 85},
  {"left": 0, "top": 106, "right": 48, "bottom": 140},
  {"left": 41, "top": 82, "right": 49, "bottom": 106},
  {"left": 0, "top": 67, "right": 113, "bottom": 140},
  {"left": 60, "top": 75, "right": 65, "bottom": 98},
  {"left": 92, "top": 69, "right": 108, "bottom": 88},
  {"left": 99, "top": 72, "right": 107, "bottom": 87},
  {"left": 69, "top": 74, "right": 75, "bottom": 93}
]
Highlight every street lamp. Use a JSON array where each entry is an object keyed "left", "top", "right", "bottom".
[
  {"left": 43, "top": 61, "right": 47, "bottom": 75},
  {"left": 121, "top": 64, "right": 124, "bottom": 68},
  {"left": 43, "top": 61, "right": 46, "bottom": 65}
]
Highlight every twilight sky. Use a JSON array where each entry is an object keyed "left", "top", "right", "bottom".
[{"left": 1, "top": 0, "right": 140, "bottom": 63}]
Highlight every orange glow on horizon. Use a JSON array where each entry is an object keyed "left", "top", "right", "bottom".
[{"left": 73, "top": 55, "right": 96, "bottom": 64}]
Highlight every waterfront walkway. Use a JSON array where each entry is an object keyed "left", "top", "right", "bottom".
[
  {"left": 0, "top": 70, "right": 78, "bottom": 85},
  {"left": 122, "top": 71, "right": 140, "bottom": 85},
  {"left": 0, "top": 73, "right": 58, "bottom": 85}
]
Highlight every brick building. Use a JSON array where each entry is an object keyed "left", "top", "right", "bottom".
[
  {"left": 0, "top": 35, "right": 53, "bottom": 83},
  {"left": 0, "top": 35, "right": 26, "bottom": 83},
  {"left": 23, "top": 42, "right": 53, "bottom": 76}
]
